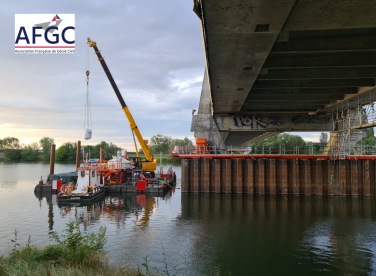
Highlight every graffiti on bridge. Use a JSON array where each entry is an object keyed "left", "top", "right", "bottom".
[
  {"left": 291, "top": 115, "right": 330, "bottom": 125},
  {"left": 234, "top": 115, "right": 285, "bottom": 129}
]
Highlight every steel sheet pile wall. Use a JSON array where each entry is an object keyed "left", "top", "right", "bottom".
[{"left": 181, "top": 159, "right": 376, "bottom": 196}]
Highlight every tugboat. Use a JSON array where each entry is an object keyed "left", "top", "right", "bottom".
[{"left": 58, "top": 160, "right": 105, "bottom": 202}]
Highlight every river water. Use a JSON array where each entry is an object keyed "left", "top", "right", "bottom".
[{"left": 1, "top": 162, "right": 376, "bottom": 275}]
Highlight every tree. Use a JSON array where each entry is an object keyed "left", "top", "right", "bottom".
[
  {"left": 39, "top": 137, "right": 55, "bottom": 160},
  {"left": 319, "top": 132, "right": 328, "bottom": 146},
  {"left": 56, "top": 142, "right": 77, "bottom": 161},
  {"left": 2, "top": 137, "right": 22, "bottom": 161},
  {"left": 251, "top": 133, "right": 306, "bottom": 149},
  {"left": 1, "top": 137, "right": 21, "bottom": 149},
  {"left": 21, "top": 142, "right": 40, "bottom": 161},
  {"left": 356, "top": 128, "right": 376, "bottom": 146},
  {"left": 92, "top": 141, "right": 121, "bottom": 160},
  {"left": 170, "top": 137, "right": 193, "bottom": 148},
  {"left": 150, "top": 134, "right": 172, "bottom": 152}
]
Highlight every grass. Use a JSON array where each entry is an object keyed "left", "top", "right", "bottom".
[
  {"left": 0, "top": 221, "right": 150, "bottom": 276},
  {"left": 0, "top": 222, "right": 232, "bottom": 276}
]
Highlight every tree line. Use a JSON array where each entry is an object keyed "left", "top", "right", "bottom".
[
  {"left": 149, "top": 134, "right": 192, "bottom": 152},
  {"left": 250, "top": 130, "right": 376, "bottom": 151},
  {"left": 0, "top": 137, "right": 54, "bottom": 161},
  {"left": 0, "top": 134, "right": 193, "bottom": 161},
  {"left": 0, "top": 137, "right": 122, "bottom": 162}
]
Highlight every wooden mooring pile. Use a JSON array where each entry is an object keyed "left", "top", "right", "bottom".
[{"left": 181, "top": 158, "right": 376, "bottom": 196}]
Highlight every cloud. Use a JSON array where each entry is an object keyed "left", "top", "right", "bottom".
[
  {"left": 0, "top": 0, "right": 204, "bottom": 149},
  {"left": 0, "top": 1, "right": 321, "bottom": 149}
]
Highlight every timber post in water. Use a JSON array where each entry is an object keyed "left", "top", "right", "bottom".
[
  {"left": 49, "top": 144, "right": 56, "bottom": 175},
  {"left": 181, "top": 158, "right": 376, "bottom": 196},
  {"left": 76, "top": 140, "right": 81, "bottom": 171}
]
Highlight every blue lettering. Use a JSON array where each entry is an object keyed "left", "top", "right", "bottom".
[
  {"left": 15, "top": 27, "right": 29, "bottom": 44},
  {"left": 32, "top": 27, "right": 42, "bottom": 44},
  {"left": 45, "top": 27, "right": 59, "bottom": 44},
  {"left": 62, "top": 27, "right": 75, "bottom": 44}
]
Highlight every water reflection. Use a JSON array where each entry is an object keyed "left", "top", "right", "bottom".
[
  {"left": 4, "top": 161, "right": 376, "bottom": 275},
  {"left": 180, "top": 194, "right": 376, "bottom": 275}
]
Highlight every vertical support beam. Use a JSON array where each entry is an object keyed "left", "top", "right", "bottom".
[
  {"left": 189, "top": 159, "right": 194, "bottom": 192},
  {"left": 299, "top": 160, "right": 310, "bottom": 195},
  {"left": 351, "top": 160, "right": 358, "bottom": 196},
  {"left": 329, "top": 160, "right": 335, "bottom": 195},
  {"left": 49, "top": 144, "right": 56, "bottom": 175},
  {"left": 265, "top": 159, "right": 270, "bottom": 194},
  {"left": 339, "top": 160, "right": 347, "bottom": 196},
  {"left": 269, "top": 159, "right": 277, "bottom": 194},
  {"left": 211, "top": 159, "right": 221, "bottom": 193},
  {"left": 357, "top": 160, "right": 364, "bottom": 196},
  {"left": 192, "top": 159, "right": 201, "bottom": 193},
  {"left": 278, "top": 159, "right": 288, "bottom": 195},
  {"left": 311, "top": 159, "right": 317, "bottom": 195},
  {"left": 293, "top": 159, "right": 299, "bottom": 195},
  {"left": 99, "top": 147, "right": 103, "bottom": 167},
  {"left": 346, "top": 160, "right": 351, "bottom": 195},
  {"left": 221, "top": 159, "right": 232, "bottom": 193},
  {"left": 233, "top": 159, "right": 243, "bottom": 194},
  {"left": 364, "top": 160, "right": 371, "bottom": 196},
  {"left": 305, "top": 160, "right": 311, "bottom": 195},
  {"left": 201, "top": 159, "right": 210, "bottom": 193},
  {"left": 287, "top": 159, "right": 293, "bottom": 194},
  {"left": 370, "top": 160, "right": 375, "bottom": 196},
  {"left": 257, "top": 159, "right": 265, "bottom": 194},
  {"left": 254, "top": 159, "right": 260, "bottom": 193},
  {"left": 76, "top": 140, "right": 81, "bottom": 171},
  {"left": 243, "top": 159, "right": 254, "bottom": 194},
  {"left": 316, "top": 160, "right": 323, "bottom": 195},
  {"left": 181, "top": 159, "right": 190, "bottom": 192},
  {"left": 322, "top": 160, "right": 329, "bottom": 195}
]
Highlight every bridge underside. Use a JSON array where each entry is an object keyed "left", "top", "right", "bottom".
[{"left": 192, "top": 0, "right": 376, "bottom": 147}]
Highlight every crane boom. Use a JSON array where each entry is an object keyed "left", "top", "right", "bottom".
[{"left": 87, "top": 38, "right": 154, "bottom": 163}]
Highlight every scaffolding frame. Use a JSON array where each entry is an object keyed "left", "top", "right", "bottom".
[{"left": 330, "top": 94, "right": 376, "bottom": 160}]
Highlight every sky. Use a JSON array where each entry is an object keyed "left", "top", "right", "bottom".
[{"left": 0, "top": 0, "right": 321, "bottom": 150}]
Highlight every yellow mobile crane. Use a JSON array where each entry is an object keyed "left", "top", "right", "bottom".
[{"left": 87, "top": 37, "right": 157, "bottom": 176}]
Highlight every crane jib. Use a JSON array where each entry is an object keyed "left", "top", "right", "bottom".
[{"left": 92, "top": 45, "right": 127, "bottom": 108}]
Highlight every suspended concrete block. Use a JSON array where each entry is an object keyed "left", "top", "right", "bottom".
[{"left": 84, "top": 128, "right": 92, "bottom": 140}]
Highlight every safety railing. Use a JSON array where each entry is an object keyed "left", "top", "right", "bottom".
[{"left": 171, "top": 145, "right": 376, "bottom": 157}]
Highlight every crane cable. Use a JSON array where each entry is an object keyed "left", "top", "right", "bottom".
[{"left": 84, "top": 44, "right": 92, "bottom": 130}]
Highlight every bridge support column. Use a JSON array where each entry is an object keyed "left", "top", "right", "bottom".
[
  {"left": 201, "top": 159, "right": 210, "bottom": 193},
  {"left": 232, "top": 159, "right": 243, "bottom": 194},
  {"left": 191, "top": 67, "right": 227, "bottom": 153},
  {"left": 211, "top": 159, "right": 221, "bottom": 193},
  {"left": 243, "top": 159, "right": 254, "bottom": 194},
  {"left": 222, "top": 159, "right": 232, "bottom": 193},
  {"left": 277, "top": 159, "right": 288, "bottom": 195},
  {"left": 181, "top": 159, "right": 190, "bottom": 192}
]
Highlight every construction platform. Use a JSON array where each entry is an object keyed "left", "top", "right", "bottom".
[{"left": 181, "top": 158, "right": 376, "bottom": 196}]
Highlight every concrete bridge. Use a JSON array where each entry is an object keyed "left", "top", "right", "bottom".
[{"left": 191, "top": 0, "right": 376, "bottom": 149}]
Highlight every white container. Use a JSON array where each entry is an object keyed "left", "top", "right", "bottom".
[{"left": 107, "top": 156, "right": 133, "bottom": 170}]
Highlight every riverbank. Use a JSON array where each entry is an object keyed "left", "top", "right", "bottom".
[
  {"left": 0, "top": 222, "right": 152, "bottom": 276},
  {"left": 0, "top": 253, "right": 143, "bottom": 276}
]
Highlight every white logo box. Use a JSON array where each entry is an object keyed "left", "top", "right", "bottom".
[{"left": 15, "top": 14, "right": 75, "bottom": 54}]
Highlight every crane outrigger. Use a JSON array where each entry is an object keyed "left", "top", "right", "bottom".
[{"left": 87, "top": 37, "right": 156, "bottom": 176}]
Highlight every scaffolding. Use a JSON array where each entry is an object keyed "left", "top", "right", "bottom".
[{"left": 330, "top": 97, "right": 375, "bottom": 159}]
